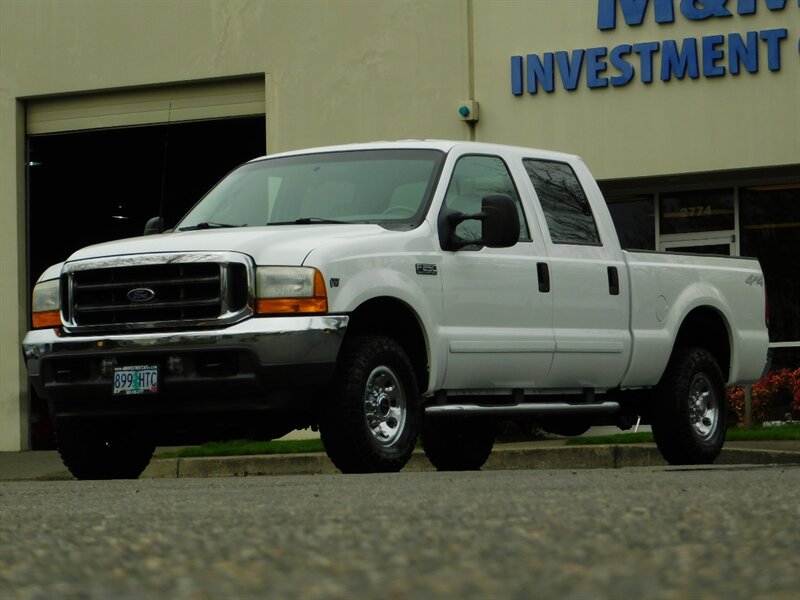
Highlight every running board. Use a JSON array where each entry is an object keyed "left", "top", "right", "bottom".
[{"left": 425, "top": 401, "right": 620, "bottom": 417}]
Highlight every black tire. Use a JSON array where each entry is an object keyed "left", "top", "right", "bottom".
[
  {"left": 319, "top": 335, "right": 420, "bottom": 473},
  {"left": 421, "top": 417, "right": 495, "bottom": 471},
  {"left": 55, "top": 418, "right": 155, "bottom": 480},
  {"left": 651, "top": 347, "right": 728, "bottom": 465},
  {"left": 538, "top": 416, "right": 593, "bottom": 437}
]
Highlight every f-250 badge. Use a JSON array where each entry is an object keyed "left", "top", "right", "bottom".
[
  {"left": 745, "top": 274, "right": 764, "bottom": 287},
  {"left": 415, "top": 264, "right": 438, "bottom": 276}
]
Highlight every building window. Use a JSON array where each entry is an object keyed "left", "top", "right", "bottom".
[
  {"left": 607, "top": 195, "right": 655, "bottom": 250},
  {"left": 740, "top": 183, "right": 800, "bottom": 348},
  {"left": 659, "top": 188, "right": 734, "bottom": 235},
  {"left": 523, "top": 159, "right": 600, "bottom": 245}
]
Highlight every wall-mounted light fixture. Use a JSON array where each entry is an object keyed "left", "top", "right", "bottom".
[{"left": 457, "top": 100, "right": 479, "bottom": 123}]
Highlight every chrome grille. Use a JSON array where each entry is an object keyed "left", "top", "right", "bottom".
[{"left": 62, "top": 253, "right": 252, "bottom": 332}]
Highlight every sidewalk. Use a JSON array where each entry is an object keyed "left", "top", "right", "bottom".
[{"left": 2, "top": 439, "right": 799, "bottom": 482}]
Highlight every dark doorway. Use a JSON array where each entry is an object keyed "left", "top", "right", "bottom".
[
  {"left": 27, "top": 115, "right": 266, "bottom": 291},
  {"left": 26, "top": 115, "right": 266, "bottom": 448}
]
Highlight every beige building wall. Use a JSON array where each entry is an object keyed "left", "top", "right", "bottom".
[
  {"left": 0, "top": 101, "right": 28, "bottom": 451},
  {"left": 0, "top": 0, "right": 797, "bottom": 449}
]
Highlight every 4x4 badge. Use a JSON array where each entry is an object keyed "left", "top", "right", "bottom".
[{"left": 745, "top": 274, "right": 764, "bottom": 287}]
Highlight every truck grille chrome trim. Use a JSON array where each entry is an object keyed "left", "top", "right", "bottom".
[{"left": 60, "top": 252, "right": 254, "bottom": 334}]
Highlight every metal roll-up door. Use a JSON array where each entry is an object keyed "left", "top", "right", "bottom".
[{"left": 26, "top": 77, "right": 265, "bottom": 135}]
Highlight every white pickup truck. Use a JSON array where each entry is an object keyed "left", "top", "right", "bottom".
[{"left": 22, "top": 141, "right": 770, "bottom": 479}]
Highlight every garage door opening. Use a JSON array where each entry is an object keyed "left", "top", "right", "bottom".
[{"left": 26, "top": 114, "right": 266, "bottom": 448}]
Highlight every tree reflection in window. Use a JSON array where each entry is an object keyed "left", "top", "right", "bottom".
[{"left": 523, "top": 159, "right": 601, "bottom": 245}]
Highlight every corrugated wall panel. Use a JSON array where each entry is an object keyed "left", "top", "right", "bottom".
[{"left": 27, "top": 77, "right": 265, "bottom": 135}]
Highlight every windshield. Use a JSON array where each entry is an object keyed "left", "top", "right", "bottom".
[{"left": 176, "top": 149, "right": 445, "bottom": 231}]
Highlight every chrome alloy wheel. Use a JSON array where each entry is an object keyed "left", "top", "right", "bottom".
[
  {"left": 688, "top": 372, "right": 718, "bottom": 440},
  {"left": 364, "top": 365, "right": 407, "bottom": 447}
]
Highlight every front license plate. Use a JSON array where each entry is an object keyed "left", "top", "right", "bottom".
[{"left": 113, "top": 365, "right": 159, "bottom": 395}]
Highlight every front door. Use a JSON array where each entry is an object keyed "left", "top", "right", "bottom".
[{"left": 439, "top": 154, "right": 554, "bottom": 390}]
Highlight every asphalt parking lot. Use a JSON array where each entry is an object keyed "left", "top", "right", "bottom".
[{"left": 1, "top": 465, "right": 798, "bottom": 599}]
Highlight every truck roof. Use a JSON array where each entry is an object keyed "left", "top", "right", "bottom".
[{"left": 248, "top": 140, "right": 582, "bottom": 164}]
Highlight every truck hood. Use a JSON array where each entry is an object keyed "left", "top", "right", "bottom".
[{"left": 65, "top": 224, "right": 390, "bottom": 266}]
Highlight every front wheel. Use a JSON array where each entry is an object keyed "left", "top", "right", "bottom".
[
  {"left": 651, "top": 347, "right": 728, "bottom": 465},
  {"left": 320, "top": 335, "right": 420, "bottom": 473},
  {"left": 55, "top": 418, "right": 155, "bottom": 480}
]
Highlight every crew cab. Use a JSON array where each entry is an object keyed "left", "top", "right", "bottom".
[{"left": 22, "top": 141, "right": 770, "bottom": 479}]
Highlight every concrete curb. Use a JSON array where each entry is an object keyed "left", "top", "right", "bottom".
[{"left": 140, "top": 444, "right": 800, "bottom": 479}]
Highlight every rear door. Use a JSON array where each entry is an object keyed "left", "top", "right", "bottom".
[{"left": 521, "top": 158, "right": 630, "bottom": 389}]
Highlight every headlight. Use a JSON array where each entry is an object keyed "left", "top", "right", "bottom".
[
  {"left": 31, "top": 278, "right": 61, "bottom": 329},
  {"left": 255, "top": 267, "right": 328, "bottom": 315}
]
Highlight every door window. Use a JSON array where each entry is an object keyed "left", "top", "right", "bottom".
[
  {"left": 659, "top": 189, "right": 734, "bottom": 235},
  {"left": 740, "top": 183, "right": 800, "bottom": 344},
  {"left": 443, "top": 155, "right": 530, "bottom": 243},
  {"left": 523, "top": 159, "right": 601, "bottom": 245},
  {"left": 607, "top": 195, "right": 655, "bottom": 250}
]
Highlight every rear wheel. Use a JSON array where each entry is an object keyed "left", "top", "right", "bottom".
[
  {"left": 421, "top": 417, "right": 495, "bottom": 471},
  {"left": 651, "top": 347, "right": 727, "bottom": 465},
  {"left": 55, "top": 418, "right": 155, "bottom": 480},
  {"left": 320, "top": 335, "right": 420, "bottom": 473}
]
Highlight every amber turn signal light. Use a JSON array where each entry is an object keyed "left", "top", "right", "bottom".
[{"left": 32, "top": 310, "right": 62, "bottom": 329}]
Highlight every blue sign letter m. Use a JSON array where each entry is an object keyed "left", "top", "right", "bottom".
[{"left": 597, "top": 0, "right": 676, "bottom": 30}]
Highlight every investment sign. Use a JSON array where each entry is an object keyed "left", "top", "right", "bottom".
[{"left": 511, "top": 0, "right": 799, "bottom": 95}]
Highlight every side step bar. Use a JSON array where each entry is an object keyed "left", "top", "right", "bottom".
[{"left": 425, "top": 401, "right": 620, "bottom": 417}]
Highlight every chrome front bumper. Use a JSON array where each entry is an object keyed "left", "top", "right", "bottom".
[
  {"left": 22, "top": 315, "right": 349, "bottom": 408},
  {"left": 23, "top": 315, "right": 349, "bottom": 364}
]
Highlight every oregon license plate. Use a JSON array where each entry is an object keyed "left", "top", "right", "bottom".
[{"left": 113, "top": 365, "right": 159, "bottom": 395}]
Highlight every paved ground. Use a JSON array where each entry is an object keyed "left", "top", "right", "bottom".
[{"left": 1, "top": 465, "right": 798, "bottom": 599}]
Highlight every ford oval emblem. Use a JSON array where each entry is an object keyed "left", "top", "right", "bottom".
[{"left": 127, "top": 287, "right": 156, "bottom": 303}]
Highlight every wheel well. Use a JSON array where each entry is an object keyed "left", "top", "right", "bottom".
[
  {"left": 344, "top": 297, "right": 429, "bottom": 392},
  {"left": 673, "top": 307, "right": 731, "bottom": 381}
]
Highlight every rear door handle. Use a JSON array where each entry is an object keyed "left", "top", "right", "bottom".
[
  {"left": 607, "top": 266, "right": 620, "bottom": 296},
  {"left": 537, "top": 262, "right": 550, "bottom": 293}
]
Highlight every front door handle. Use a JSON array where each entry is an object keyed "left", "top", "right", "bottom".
[{"left": 537, "top": 262, "right": 550, "bottom": 293}]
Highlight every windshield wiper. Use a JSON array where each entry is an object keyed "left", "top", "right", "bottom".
[
  {"left": 294, "top": 217, "right": 349, "bottom": 224},
  {"left": 270, "top": 217, "right": 349, "bottom": 225},
  {"left": 178, "top": 222, "right": 241, "bottom": 231}
]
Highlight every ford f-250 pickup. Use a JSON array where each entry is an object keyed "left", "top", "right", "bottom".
[{"left": 22, "top": 141, "right": 770, "bottom": 479}]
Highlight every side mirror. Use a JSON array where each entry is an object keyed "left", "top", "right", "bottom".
[
  {"left": 143, "top": 216, "right": 164, "bottom": 236},
  {"left": 480, "top": 194, "right": 520, "bottom": 248},
  {"left": 439, "top": 194, "right": 520, "bottom": 251}
]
